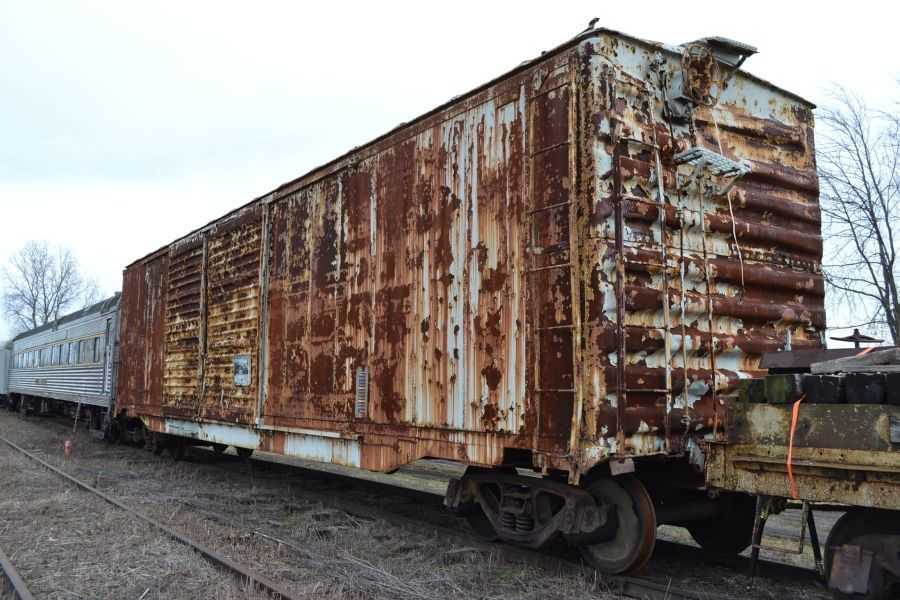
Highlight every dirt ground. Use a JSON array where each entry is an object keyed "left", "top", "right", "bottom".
[{"left": 0, "top": 409, "right": 832, "bottom": 600}]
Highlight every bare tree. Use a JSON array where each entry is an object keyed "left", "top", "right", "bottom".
[
  {"left": 1, "top": 241, "right": 100, "bottom": 334},
  {"left": 818, "top": 87, "right": 900, "bottom": 345}
]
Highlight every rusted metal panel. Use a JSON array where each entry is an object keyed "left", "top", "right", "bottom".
[
  {"left": 706, "top": 442, "right": 900, "bottom": 509},
  {"left": 200, "top": 206, "right": 262, "bottom": 423},
  {"left": 728, "top": 402, "right": 900, "bottom": 451},
  {"left": 706, "top": 401, "right": 900, "bottom": 509},
  {"left": 162, "top": 236, "right": 204, "bottom": 416},
  {"left": 117, "top": 254, "right": 167, "bottom": 414},
  {"left": 118, "top": 29, "right": 823, "bottom": 480}
]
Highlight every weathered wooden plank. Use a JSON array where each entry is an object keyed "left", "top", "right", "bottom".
[
  {"left": 763, "top": 374, "right": 803, "bottom": 404},
  {"left": 886, "top": 373, "right": 900, "bottom": 406},
  {"left": 844, "top": 373, "right": 885, "bottom": 405},
  {"left": 737, "top": 378, "right": 766, "bottom": 403},
  {"left": 801, "top": 374, "right": 844, "bottom": 404},
  {"left": 810, "top": 348, "right": 900, "bottom": 374},
  {"left": 810, "top": 365, "right": 900, "bottom": 374}
]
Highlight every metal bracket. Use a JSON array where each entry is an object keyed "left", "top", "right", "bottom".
[
  {"left": 830, "top": 544, "right": 874, "bottom": 595},
  {"left": 610, "top": 457, "right": 635, "bottom": 476},
  {"left": 674, "top": 147, "right": 751, "bottom": 198}
]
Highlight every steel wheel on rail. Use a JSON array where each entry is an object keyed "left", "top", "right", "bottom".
[
  {"left": 687, "top": 492, "right": 756, "bottom": 556},
  {"left": 236, "top": 447, "right": 254, "bottom": 459},
  {"left": 147, "top": 432, "right": 164, "bottom": 456},
  {"left": 107, "top": 417, "right": 122, "bottom": 444},
  {"left": 169, "top": 439, "right": 186, "bottom": 461},
  {"left": 825, "top": 509, "right": 900, "bottom": 600},
  {"left": 464, "top": 503, "right": 500, "bottom": 542},
  {"left": 579, "top": 476, "right": 657, "bottom": 574}
]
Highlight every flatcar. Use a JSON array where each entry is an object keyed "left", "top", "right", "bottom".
[
  {"left": 114, "top": 27, "right": 823, "bottom": 574},
  {"left": 7, "top": 294, "right": 121, "bottom": 430},
  {"left": 707, "top": 349, "right": 900, "bottom": 599}
]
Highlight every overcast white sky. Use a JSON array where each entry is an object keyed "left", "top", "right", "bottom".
[{"left": 1, "top": 1, "right": 897, "bottom": 342}]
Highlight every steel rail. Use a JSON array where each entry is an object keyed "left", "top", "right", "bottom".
[
  {"left": 0, "top": 543, "right": 35, "bottom": 600},
  {"left": 0, "top": 434, "right": 298, "bottom": 600}
]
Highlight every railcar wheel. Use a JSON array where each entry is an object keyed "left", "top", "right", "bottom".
[
  {"left": 169, "top": 439, "right": 186, "bottom": 461},
  {"left": 579, "top": 476, "right": 657, "bottom": 574},
  {"left": 825, "top": 509, "right": 900, "bottom": 600},
  {"left": 236, "top": 448, "right": 253, "bottom": 459},
  {"left": 107, "top": 419, "right": 122, "bottom": 444},
  {"left": 464, "top": 505, "right": 499, "bottom": 542},
  {"left": 686, "top": 492, "right": 756, "bottom": 555},
  {"left": 212, "top": 443, "right": 227, "bottom": 455},
  {"left": 147, "top": 433, "right": 164, "bottom": 456}
]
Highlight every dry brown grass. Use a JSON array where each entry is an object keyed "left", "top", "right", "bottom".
[{"left": 0, "top": 443, "right": 270, "bottom": 600}]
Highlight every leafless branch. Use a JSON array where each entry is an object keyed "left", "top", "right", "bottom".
[
  {"left": 2, "top": 241, "right": 99, "bottom": 333},
  {"left": 818, "top": 86, "right": 900, "bottom": 344}
]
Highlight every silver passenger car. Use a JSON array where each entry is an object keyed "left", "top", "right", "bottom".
[
  {"left": 0, "top": 345, "right": 10, "bottom": 401},
  {"left": 8, "top": 294, "right": 120, "bottom": 422}
]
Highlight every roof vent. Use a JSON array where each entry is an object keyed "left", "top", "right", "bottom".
[{"left": 688, "top": 37, "right": 757, "bottom": 69}]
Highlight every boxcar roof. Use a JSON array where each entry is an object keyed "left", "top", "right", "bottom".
[
  {"left": 12, "top": 293, "right": 121, "bottom": 343},
  {"left": 124, "top": 26, "right": 814, "bottom": 270}
]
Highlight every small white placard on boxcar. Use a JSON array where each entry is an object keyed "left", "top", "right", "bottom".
[{"left": 234, "top": 354, "right": 251, "bottom": 387}]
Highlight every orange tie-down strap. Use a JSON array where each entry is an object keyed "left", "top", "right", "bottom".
[{"left": 787, "top": 394, "right": 806, "bottom": 500}]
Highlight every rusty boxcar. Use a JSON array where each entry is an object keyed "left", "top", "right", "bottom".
[{"left": 115, "top": 27, "right": 822, "bottom": 573}]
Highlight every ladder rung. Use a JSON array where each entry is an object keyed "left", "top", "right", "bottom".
[
  {"left": 527, "top": 263, "right": 571, "bottom": 273},
  {"left": 527, "top": 244, "right": 569, "bottom": 256},
  {"left": 625, "top": 260, "right": 667, "bottom": 269},
  {"left": 530, "top": 141, "right": 570, "bottom": 158},
  {"left": 617, "top": 137, "right": 661, "bottom": 151},
  {"left": 535, "top": 388, "right": 575, "bottom": 393},
  {"left": 622, "top": 388, "right": 671, "bottom": 393},
  {"left": 536, "top": 324, "right": 573, "bottom": 331},
  {"left": 619, "top": 194, "right": 660, "bottom": 204},
  {"left": 529, "top": 201, "right": 571, "bottom": 215}
]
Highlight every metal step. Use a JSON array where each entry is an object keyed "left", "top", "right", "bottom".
[{"left": 674, "top": 146, "right": 750, "bottom": 178}]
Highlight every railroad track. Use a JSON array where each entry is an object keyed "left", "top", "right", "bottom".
[
  {"left": 0, "top": 542, "right": 34, "bottom": 600},
  {"left": 0, "top": 433, "right": 300, "bottom": 600},
  {"left": 0, "top": 414, "right": 827, "bottom": 600}
]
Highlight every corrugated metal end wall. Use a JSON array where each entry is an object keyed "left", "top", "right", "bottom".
[{"left": 117, "top": 30, "right": 821, "bottom": 479}]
